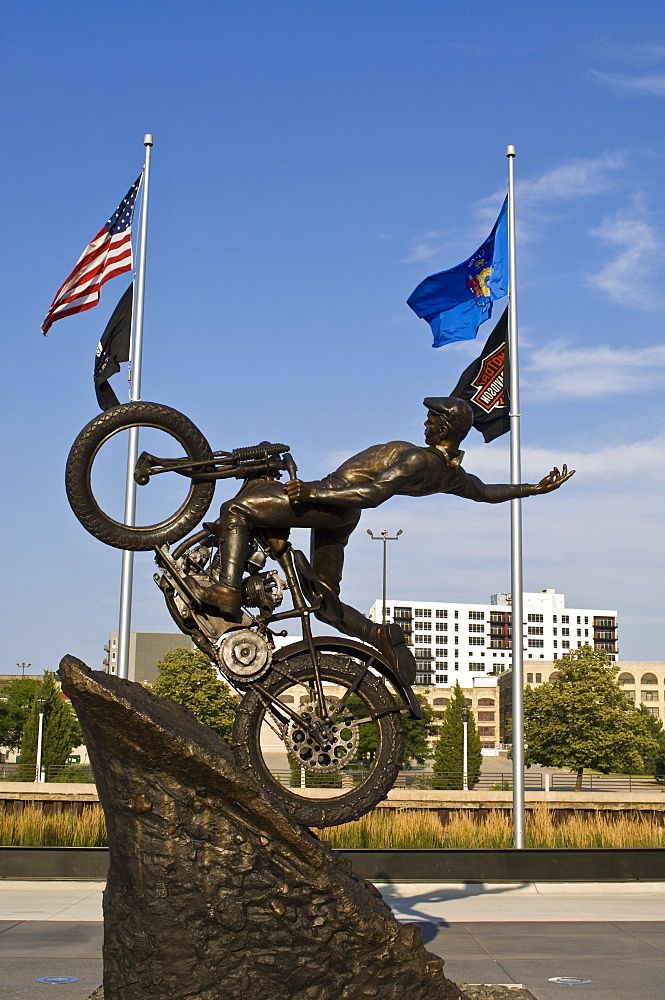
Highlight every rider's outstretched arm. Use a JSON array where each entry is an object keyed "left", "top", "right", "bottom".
[{"left": 459, "top": 465, "right": 575, "bottom": 503}]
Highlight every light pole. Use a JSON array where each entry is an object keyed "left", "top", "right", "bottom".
[
  {"left": 35, "top": 697, "right": 46, "bottom": 783},
  {"left": 367, "top": 529, "right": 402, "bottom": 623},
  {"left": 462, "top": 706, "right": 470, "bottom": 791},
  {"left": 17, "top": 662, "right": 31, "bottom": 677}
]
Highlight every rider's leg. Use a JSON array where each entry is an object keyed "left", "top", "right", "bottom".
[{"left": 310, "top": 525, "right": 417, "bottom": 688}]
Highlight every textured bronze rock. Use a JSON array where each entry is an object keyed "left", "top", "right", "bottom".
[{"left": 60, "top": 655, "right": 461, "bottom": 1000}]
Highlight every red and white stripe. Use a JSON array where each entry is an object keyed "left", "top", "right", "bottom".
[{"left": 41, "top": 227, "right": 133, "bottom": 335}]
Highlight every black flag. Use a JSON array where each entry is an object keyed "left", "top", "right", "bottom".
[
  {"left": 94, "top": 283, "right": 133, "bottom": 411},
  {"left": 451, "top": 305, "right": 510, "bottom": 442}
]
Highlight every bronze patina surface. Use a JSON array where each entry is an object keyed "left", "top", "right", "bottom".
[{"left": 60, "top": 654, "right": 462, "bottom": 1000}]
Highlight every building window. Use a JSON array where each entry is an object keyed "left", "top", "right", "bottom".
[
  {"left": 436, "top": 622, "right": 447, "bottom": 631},
  {"left": 527, "top": 614, "right": 544, "bottom": 622},
  {"left": 478, "top": 698, "right": 495, "bottom": 706},
  {"left": 562, "top": 615, "right": 570, "bottom": 623},
  {"left": 477, "top": 711, "right": 495, "bottom": 721},
  {"left": 279, "top": 694, "right": 295, "bottom": 704},
  {"left": 584, "top": 616, "right": 588, "bottom": 624},
  {"left": 454, "top": 611, "right": 458, "bottom": 619},
  {"left": 435, "top": 674, "right": 448, "bottom": 684},
  {"left": 641, "top": 674, "right": 658, "bottom": 685},
  {"left": 642, "top": 691, "right": 659, "bottom": 702},
  {"left": 618, "top": 673, "right": 635, "bottom": 686},
  {"left": 528, "top": 639, "right": 544, "bottom": 648},
  {"left": 646, "top": 707, "right": 660, "bottom": 717},
  {"left": 415, "top": 609, "right": 431, "bottom": 617},
  {"left": 469, "top": 637, "right": 485, "bottom": 645},
  {"left": 469, "top": 663, "right": 485, "bottom": 671},
  {"left": 469, "top": 611, "right": 485, "bottom": 620},
  {"left": 595, "top": 617, "right": 614, "bottom": 627},
  {"left": 553, "top": 640, "right": 558, "bottom": 648},
  {"left": 469, "top": 624, "right": 485, "bottom": 633},
  {"left": 562, "top": 628, "right": 570, "bottom": 636},
  {"left": 435, "top": 648, "right": 447, "bottom": 657},
  {"left": 527, "top": 672, "right": 533, "bottom": 683},
  {"left": 415, "top": 622, "right": 432, "bottom": 630},
  {"left": 535, "top": 673, "right": 542, "bottom": 683},
  {"left": 478, "top": 726, "right": 495, "bottom": 736},
  {"left": 553, "top": 615, "right": 557, "bottom": 623},
  {"left": 562, "top": 641, "right": 570, "bottom": 649},
  {"left": 454, "top": 662, "right": 459, "bottom": 670},
  {"left": 433, "top": 697, "right": 448, "bottom": 706},
  {"left": 415, "top": 648, "right": 432, "bottom": 659},
  {"left": 577, "top": 629, "right": 582, "bottom": 636},
  {"left": 490, "top": 612, "right": 503, "bottom": 622},
  {"left": 436, "top": 609, "right": 447, "bottom": 618},
  {"left": 528, "top": 626, "right": 544, "bottom": 635},
  {"left": 455, "top": 636, "right": 459, "bottom": 645}
]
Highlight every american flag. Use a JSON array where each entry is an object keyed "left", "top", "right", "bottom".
[{"left": 41, "top": 176, "right": 142, "bottom": 335}]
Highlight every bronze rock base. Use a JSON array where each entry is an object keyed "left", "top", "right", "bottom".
[{"left": 60, "top": 654, "right": 461, "bottom": 1000}]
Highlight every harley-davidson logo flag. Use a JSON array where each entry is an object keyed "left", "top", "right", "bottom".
[
  {"left": 94, "top": 283, "right": 133, "bottom": 411},
  {"left": 451, "top": 305, "right": 510, "bottom": 442}
]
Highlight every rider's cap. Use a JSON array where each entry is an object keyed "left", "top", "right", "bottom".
[{"left": 423, "top": 396, "right": 474, "bottom": 437}]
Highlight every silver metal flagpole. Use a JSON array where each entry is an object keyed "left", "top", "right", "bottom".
[
  {"left": 506, "top": 144, "right": 525, "bottom": 849},
  {"left": 117, "top": 134, "right": 153, "bottom": 681}
]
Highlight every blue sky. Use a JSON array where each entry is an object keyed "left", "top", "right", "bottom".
[{"left": 1, "top": 1, "right": 664, "bottom": 673}]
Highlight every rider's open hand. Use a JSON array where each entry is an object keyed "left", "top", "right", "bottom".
[
  {"left": 285, "top": 478, "right": 315, "bottom": 504},
  {"left": 531, "top": 464, "right": 575, "bottom": 494}
]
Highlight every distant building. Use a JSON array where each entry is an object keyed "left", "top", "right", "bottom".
[
  {"left": 104, "top": 632, "right": 195, "bottom": 685},
  {"left": 368, "top": 589, "right": 618, "bottom": 689}
]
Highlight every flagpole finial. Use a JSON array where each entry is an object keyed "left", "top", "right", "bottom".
[
  {"left": 144, "top": 134, "right": 154, "bottom": 147},
  {"left": 506, "top": 144, "right": 516, "bottom": 157}
]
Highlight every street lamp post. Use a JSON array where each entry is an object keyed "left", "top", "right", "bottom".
[
  {"left": 367, "top": 529, "right": 402, "bottom": 623},
  {"left": 462, "top": 706, "right": 470, "bottom": 791},
  {"left": 35, "top": 697, "right": 46, "bottom": 784},
  {"left": 17, "top": 662, "right": 31, "bottom": 677}
]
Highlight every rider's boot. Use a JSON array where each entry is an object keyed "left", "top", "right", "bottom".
[
  {"left": 185, "top": 515, "right": 247, "bottom": 621},
  {"left": 370, "top": 622, "right": 417, "bottom": 687},
  {"left": 185, "top": 578, "right": 242, "bottom": 621}
]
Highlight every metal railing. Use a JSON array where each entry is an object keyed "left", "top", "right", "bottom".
[{"left": 0, "top": 762, "right": 661, "bottom": 791}]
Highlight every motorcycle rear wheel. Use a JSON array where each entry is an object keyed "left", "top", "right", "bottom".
[
  {"left": 65, "top": 401, "right": 216, "bottom": 550},
  {"left": 232, "top": 651, "right": 405, "bottom": 828}
]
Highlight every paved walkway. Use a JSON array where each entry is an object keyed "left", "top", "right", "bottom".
[{"left": 1, "top": 881, "right": 663, "bottom": 1000}]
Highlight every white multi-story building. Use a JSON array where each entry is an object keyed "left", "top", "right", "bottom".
[{"left": 368, "top": 589, "right": 618, "bottom": 688}]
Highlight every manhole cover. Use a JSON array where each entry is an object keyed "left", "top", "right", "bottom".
[
  {"left": 36, "top": 977, "right": 81, "bottom": 984},
  {"left": 548, "top": 978, "right": 592, "bottom": 986}
]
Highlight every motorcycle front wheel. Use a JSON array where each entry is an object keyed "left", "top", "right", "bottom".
[
  {"left": 65, "top": 401, "right": 216, "bottom": 550},
  {"left": 232, "top": 651, "right": 405, "bottom": 828}
]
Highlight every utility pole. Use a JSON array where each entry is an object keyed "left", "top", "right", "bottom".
[
  {"left": 462, "top": 705, "right": 470, "bottom": 791},
  {"left": 35, "top": 697, "right": 46, "bottom": 783},
  {"left": 367, "top": 529, "right": 402, "bottom": 623}
]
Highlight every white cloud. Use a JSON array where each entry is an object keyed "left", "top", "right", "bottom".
[
  {"left": 591, "top": 70, "right": 665, "bottom": 97},
  {"left": 586, "top": 212, "right": 663, "bottom": 307},
  {"left": 400, "top": 242, "right": 442, "bottom": 264},
  {"left": 523, "top": 342, "right": 665, "bottom": 398},
  {"left": 473, "top": 153, "right": 626, "bottom": 242}
]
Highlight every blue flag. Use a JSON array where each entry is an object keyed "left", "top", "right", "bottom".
[{"left": 407, "top": 198, "right": 508, "bottom": 347}]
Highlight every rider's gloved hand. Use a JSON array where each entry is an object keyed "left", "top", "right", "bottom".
[{"left": 285, "top": 479, "right": 315, "bottom": 504}]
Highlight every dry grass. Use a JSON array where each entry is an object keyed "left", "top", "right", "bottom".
[
  {"left": 318, "top": 806, "right": 665, "bottom": 849},
  {"left": 0, "top": 806, "right": 107, "bottom": 847},
  {"left": 1, "top": 804, "right": 663, "bottom": 849}
]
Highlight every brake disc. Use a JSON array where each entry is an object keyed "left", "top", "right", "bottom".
[
  {"left": 284, "top": 700, "right": 359, "bottom": 772},
  {"left": 219, "top": 629, "right": 273, "bottom": 683}
]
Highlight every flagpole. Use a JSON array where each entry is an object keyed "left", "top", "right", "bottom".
[
  {"left": 506, "top": 144, "right": 525, "bottom": 849},
  {"left": 117, "top": 134, "right": 153, "bottom": 681}
]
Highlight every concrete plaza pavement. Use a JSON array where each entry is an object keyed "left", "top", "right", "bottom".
[{"left": 0, "top": 880, "right": 663, "bottom": 1000}]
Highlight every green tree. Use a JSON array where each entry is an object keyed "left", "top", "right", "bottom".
[
  {"left": 432, "top": 682, "right": 482, "bottom": 789},
  {"left": 351, "top": 692, "right": 435, "bottom": 768},
  {"left": 0, "top": 677, "right": 41, "bottom": 750},
  {"left": 403, "top": 694, "right": 436, "bottom": 766},
  {"left": 19, "top": 672, "right": 83, "bottom": 779},
  {"left": 523, "top": 647, "right": 660, "bottom": 790},
  {"left": 153, "top": 647, "right": 238, "bottom": 741},
  {"left": 635, "top": 704, "right": 665, "bottom": 780}
]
